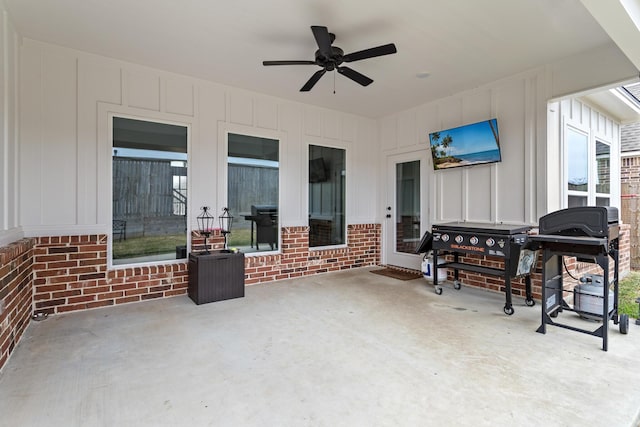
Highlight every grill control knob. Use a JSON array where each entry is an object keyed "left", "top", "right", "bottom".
[
  {"left": 470, "top": 236, "right": 478, "bottom": 245},
  {"left": 455, "top": 235, "right": 464, "bottom": 244},
  {"left": 486, "top": 237, "right": 495, "bottom": 247},
  {"left": 441, "top": 234, "right": 449, "bottom": 242}
]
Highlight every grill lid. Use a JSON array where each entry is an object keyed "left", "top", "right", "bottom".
[{"left": 538, "top": 206, "right": 618, "bottom": 238}]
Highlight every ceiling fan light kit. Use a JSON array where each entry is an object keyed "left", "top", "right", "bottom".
[{"left": 263, "top": 25, "right": 397, "bottom": 92}]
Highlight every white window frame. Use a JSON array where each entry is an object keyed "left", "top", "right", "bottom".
[
  {"left": 307, "top": 143, "right": 348, "bottom": 250},
  {"left": 223, "top": 128, "right": 283, "bottom": 256},
  {"left": 562, "top": 119, "right": 612, "bottom": 207},
  {"left": 108, "top": 113, "right": 191, "bottom": 268}
]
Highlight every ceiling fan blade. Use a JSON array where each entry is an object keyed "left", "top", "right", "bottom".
[
  {"left": 311, "top": 26, "right": 332, "bottom": 58},
  {"left": 263, "top": 60, "right": 316, "bottom": 66},
  {"left": 300, "top": 69, "right": 327, "bottom": 92},
  {"left": 337, "top": 66, "right": 373, "bottom": 87},
  {"left": 342, "top": 43, "right": 397, "bottom": 62}
]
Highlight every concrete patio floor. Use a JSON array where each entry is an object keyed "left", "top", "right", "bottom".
[{"left": 1, "top": 267, "right": 639, "bottom": 427}]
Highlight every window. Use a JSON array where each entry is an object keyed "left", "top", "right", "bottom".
[
  {"left": 172, "top": 161, "right": 187, "bottom": 215},
  {"left": 395, "top": 160, "right": 420, "bottom": 254},
  {"left": 112, "top": 117, "right": 188, "bottom": 265},
  {"left": 565, "top": 123, "right": 610, "bottom": 207},
  {"left": 595, "top": 140, "right": 611, "bottom": 206},
  {"left": 309, "top": 145, "right": 346, "bottom": 247},
  {"left": 227, "top": 133, "right": 279, "bottom": 253}
]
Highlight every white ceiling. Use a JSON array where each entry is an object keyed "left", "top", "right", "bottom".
[{"left": 4, "top": 0, "right": 637, "bottom": 118}]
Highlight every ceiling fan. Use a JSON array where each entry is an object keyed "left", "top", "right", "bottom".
[{"left": 263, "top": 26, "right": 397, "bottom": 92}]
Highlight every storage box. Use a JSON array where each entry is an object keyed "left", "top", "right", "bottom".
[{"left": 188, "top": 252, "right": 245, "bottom": 304}]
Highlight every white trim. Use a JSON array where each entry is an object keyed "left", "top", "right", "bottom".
[
  {"left": 220, "top": 123, "right": 286, "bottom": 254},
  {"left": 22, "top": 224, "right": 106, "bottom": 237},
  {"left": 383, "top": 150, "right": 429, "bottom": 270},
  {"left": 562, "top": 116, "right": 617, "bottom": 208},
  {"left": 0, "top": 227, "right": 24, "bottom": 247},
  {"left": 621, "top": 150, "right": 640, "bottom": 157},
  {"left": 98, "top": 102, "right": 195, "bottom": 268},
  {"left": 610, "top": 88, "right": 640, "bottom": 115},
  {"left": 307, "top": 142, "right": 348, "bottom": 249},
  {"left": 562, "top": 118, "right": 591, "bottom": 207}
]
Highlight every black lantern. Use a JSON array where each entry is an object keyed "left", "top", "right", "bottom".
[
  {"left": 197, "top": 206, "right": 215, "bottom": 253},
  {"left": 219, "top": 207, "right": 233, "bottom": 251}
]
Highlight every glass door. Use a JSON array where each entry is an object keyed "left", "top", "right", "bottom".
[{"left": 385, "top": 152, "right": 427, "bottom": 270}]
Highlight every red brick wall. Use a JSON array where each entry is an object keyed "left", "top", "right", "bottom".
[
  {"left": 619, "top": 223, "right": 631, "bottom": 275},
  {"left": 30, "top": 224, "right": 380, "bottom": 315},
  {"left": 0, "top": 239, "right": 34, "bottom": 372},
  {"left": 32, "top": 235, "right": 188, "bottom": 315},
  {"left": 244, "top": 224, "right": 381, "bottom": 284}
]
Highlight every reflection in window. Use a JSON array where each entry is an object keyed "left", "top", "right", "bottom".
[
  {"left": 564, "top": 123, "right": 612, "bottom": 208},
  {"left": 227, "top": 133, "right": 279, "bottom": 253},
  {"left": 568, "top": 195, "right": 587, "bottom": 208},
  {"left": 112, "top": 117, "right": 188, "bottom": 265},
  {"left": 309, "top": 145, "right": 346, "bottom": 247},
  {"left": 595, "top": 140, "right": 610, "bottom": 205},
  {"left": 567, "top": 127, "right": 589, "bottom": 192},
  {"left": 172, "top": 161, "right": 187, "bottom": 215}
]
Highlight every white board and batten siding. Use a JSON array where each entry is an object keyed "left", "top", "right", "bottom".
[
  {"left": 377, "top": 41, "right": 636, "bottom": 228},
  {"left": 3, "top": 26, "right": 637, "bottom": 243},
  {"left": 17, "top": 38, "right": 378, "bottom": 238},
  {"left": 379, "top": 70, "right": 544, "bottom": 227}
]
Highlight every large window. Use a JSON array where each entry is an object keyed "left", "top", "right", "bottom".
[
  {"left": 112, "top": 117, "right": 188, "bottom": 265},
  {"left": 565, "top": 124, "right": 611, "bottom": 207},
  {"left": 227, "top": 133, "right": 279, "bottom": 253},
  {"left": 309, "top": 145, "right": 346, "bottom": 247}
]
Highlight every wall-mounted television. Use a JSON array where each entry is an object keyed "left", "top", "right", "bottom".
[
  {"left": 429, "top": 118, "right": 501, "bottom": 170},
  {"left": 309, "top": 157, "right": 328, "bottom": 183}
]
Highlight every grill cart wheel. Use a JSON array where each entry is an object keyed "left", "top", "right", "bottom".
[
  {"left": 620, "top": 314, "right": 629, "bottom": 335},
  {"left": 453, "top": 280, "right": 461, "bottom": 290},
  {"left": 526, "top": 298, "right": 535, "bottom": 307},
  {"left": 504, "top": 305, "right": 514, "bottom": 316},
  {"left": 435, "top": 286, "right": 443, "bottom": 295}
]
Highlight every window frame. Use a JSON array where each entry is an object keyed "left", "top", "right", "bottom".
[
  {"left": 307, "top": 142, "right": 348, "bottom": 250},
  {"left": 562, "top": 119, "right": 612, "bottom": 208},
  {"left": 107, "top": 112, "right": 191, "bottom": 269},
  {"left": 223, "top": 127, "right": 283, "bottom": 256}
]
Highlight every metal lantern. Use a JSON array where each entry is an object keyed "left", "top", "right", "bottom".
[
  {"left": 197, "top": 206, "right": 215, "bottom": 253},
  {"left": 219, "top": 207, "right": 234, "bottom": 250}
]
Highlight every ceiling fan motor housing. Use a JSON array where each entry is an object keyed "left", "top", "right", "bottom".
[{"left": 315, "top": 46, "right": 344, "bottom": 70}]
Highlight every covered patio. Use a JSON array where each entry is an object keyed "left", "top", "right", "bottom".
[{"left": 1, "top": 268, "right": 638, "bottom": 427}]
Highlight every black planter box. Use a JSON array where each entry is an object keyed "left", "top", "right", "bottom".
[{"left": 188, "top": 251, "right": 245, "bottom": 304}]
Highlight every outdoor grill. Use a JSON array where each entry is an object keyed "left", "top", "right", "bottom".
[
  {"left": 529, "top": 206, "right": 627, "bottom": 351},
  {"left": 430, "top": 222, "right": 535, "bottom": 315}
]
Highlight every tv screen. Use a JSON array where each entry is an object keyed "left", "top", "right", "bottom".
[
  {"left": 309, "top": 157, "right": 328, "bottom": 183},
  {"left": 429, "top": 118, "right": 501, "bottom": 170}
]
